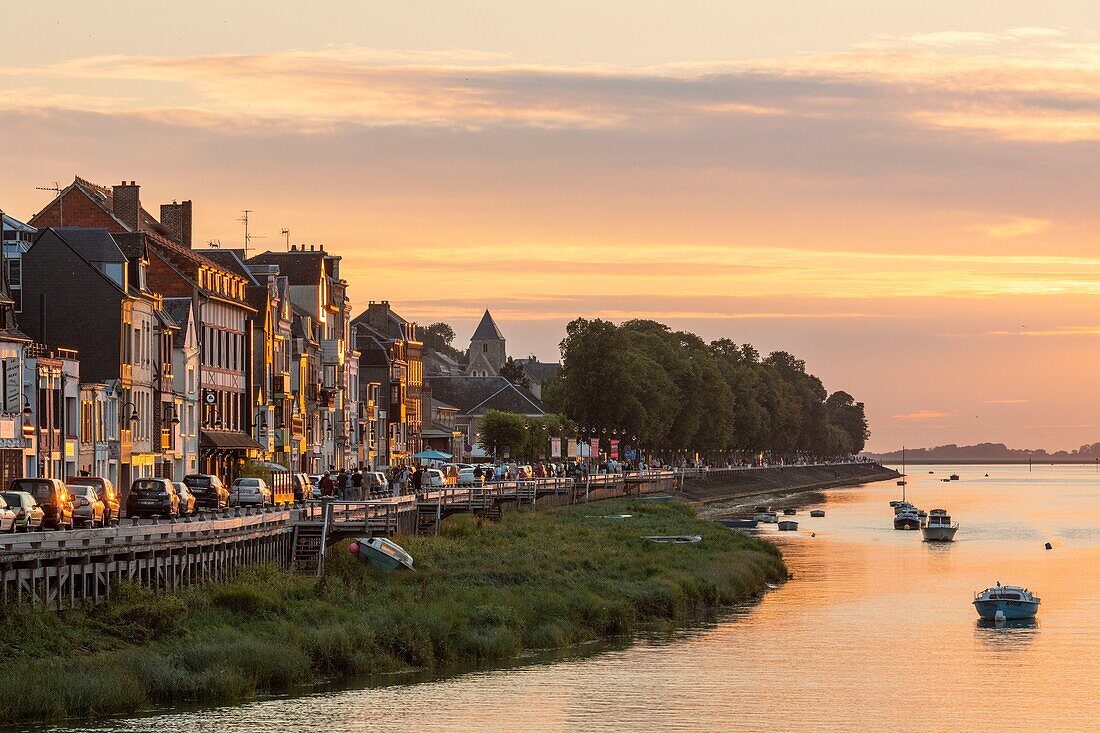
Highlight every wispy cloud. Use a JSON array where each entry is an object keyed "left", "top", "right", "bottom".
[
  {"left": 5, "top": 30, "right": 1100, "bottom": 140},
  {"left": 984, "top": 399, "right": 1030, "bottom": 404},
  {"left": 893, "top": 410, "right": 954, "bottom": 421},
  {"left": 973, "top": 217, "right": 1052, "bottom": 239}
]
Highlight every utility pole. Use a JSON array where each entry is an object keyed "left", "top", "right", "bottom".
[{"left": 281, "top": 228, "right": 290, "bottom": 251}]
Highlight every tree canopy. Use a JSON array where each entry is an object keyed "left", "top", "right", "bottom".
[{"left": 547, "top": 317, "right": 869, "bottom": 457}]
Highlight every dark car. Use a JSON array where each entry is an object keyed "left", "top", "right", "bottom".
[
  {"left": 183, "top": 474, "right": 229, "bottom": 510},
  {"left": 9, "top": 478, "right": 73, "bottom": 530},
  {"left": 66, "top": 476, "right": 120, "bottom": 525},
  {"left": 126, "top": 478, "right": 179, "bottom": 519}
]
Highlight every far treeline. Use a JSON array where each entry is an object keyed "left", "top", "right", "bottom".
[{"left": 477, "top": 318, "right": 869, "bottom": 460}]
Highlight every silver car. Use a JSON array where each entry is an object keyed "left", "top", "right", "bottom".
[{"left": 231, "top": 477, "right": 272, "bottom": 507}]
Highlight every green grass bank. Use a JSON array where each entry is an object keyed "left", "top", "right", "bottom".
[{"left": 0, "top": 500, "right": 786, "bottom": 725}]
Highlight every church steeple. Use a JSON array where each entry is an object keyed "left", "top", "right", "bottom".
[{"left": 466, "top": 309, "right": 506, "bottom": 376}]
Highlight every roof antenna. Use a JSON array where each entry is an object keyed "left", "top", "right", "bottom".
[
  {"left": 280, "top": 228, "right": 290, "bottom": 251},
  {"left": 238, "top": 209, "right": 266, "bottom": 258},
  {"left": 35, "top": 181, "right": 63, "bottom": 225},
  {"left": 207, "top": 239, "right": 221, "bottom": 249}
]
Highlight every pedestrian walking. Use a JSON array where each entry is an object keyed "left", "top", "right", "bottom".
[
  {"left": 319, "top": 473, "right": 335, "bottom": 498},
  {"left": 351, "top": 468, "right": 363, "bottom": 499},
  {"left": 412, "top": 466, "right": 424, "bottom": 493},
  {"left": 337, "top": 469, "right": 350, "bottom": 499}
]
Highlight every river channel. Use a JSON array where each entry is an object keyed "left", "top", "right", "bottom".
[{"left": 46, "top": 464, "right": 1100, "bottom": 732}]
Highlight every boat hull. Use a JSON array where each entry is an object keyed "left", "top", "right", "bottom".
[
  {"left": 718, "top": 519, "right": 759, "bottom": 529},
  {"left": 922, "top": 525, "right": 958, "bottom": 542},
  {"left": 894, "top": 516, "right": 922, "bottom": 530},
  {"left": 973, "top": 599, "right": 1039, "bottom": 620}
]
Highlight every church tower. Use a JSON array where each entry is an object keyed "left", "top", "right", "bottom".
[{"left": 466, "top": 309, "right": 506, "bottom": 376}]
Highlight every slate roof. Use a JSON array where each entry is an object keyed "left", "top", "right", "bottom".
[
  {"left": 163, "top": 298, "right": 193, "bottom": 348},
  {"left": 53, "top": 228, "right": 127, "bottom": 264},
  {"left": 248, "top": 250, "right": 332, "bottom": 285},
  {"left": 425, "top": 376, "right": 545, "bottom": 417},
  {"left": 516, "top": 358, "right": 561, "bottom": 384},
  {"left": 198, "top": 249, "right": 259, "bottom": 285},
  {"left": 471, "top": 310, "right": 504, "bottom": 341},
  {"left": 110, "top": 232, "right": 149, "bottom": 259}
]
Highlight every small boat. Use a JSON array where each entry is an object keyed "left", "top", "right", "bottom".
[
  {"left": 894, "top": 510, "right": 923, "bottom": 530},
  {"left": 754, "top": 511, "right": 779, "bottom": 523},
  {"left": 645, "top": 535, "right": 702, "bottom": 544},
  {"left": 973, "top": 582, "right": 1040, "bottom": 620},
  {"left": 922, "top": 509, "right": 958, "bottom": 542},
  {"left": 810, "top": 509, "right": 825, "bottom": 518},
  {"left": 350, "top": 537, "right": 414, "bottom": 572},
  {"left": 949, "top": 474, "right": 959, "bottom": 481},
  {"left": 754, "top": 505, "right": 770, "bottom": 513},
  {"left": 718, "top": 518, "right": 759, "bottom": 529},
  {"left": 778, "top": 520, "right": 798, "bottom": 531},
  {"left": 893, "top": 500, "right": 916, "bottom": 515},
  {"left": 783, "top": 508, "right": 797, "bottom": 516}
]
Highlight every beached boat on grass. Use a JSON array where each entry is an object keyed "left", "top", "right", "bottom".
[{"left": 351, "top": 537, "right": 414, "bottom": 572}]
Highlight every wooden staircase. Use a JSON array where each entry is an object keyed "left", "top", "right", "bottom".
[
  {"left": 417, "top": 504, "right": 442, "bottom": 535},
  {"left": 291, "top": 525, "right": 324, "bottom": 573}
]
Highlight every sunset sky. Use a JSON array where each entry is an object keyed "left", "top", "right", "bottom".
[{"left": 4, "top": 2, "right": 1100, "bottom": 452}]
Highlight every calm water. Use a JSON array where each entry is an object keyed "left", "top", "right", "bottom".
[{"left": 50, "top": 464, "right": 1100, "bottom": 733}]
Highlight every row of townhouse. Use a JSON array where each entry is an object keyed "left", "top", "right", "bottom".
[{"left": 0, "top": 176, "right": 409, "bottom": 489}]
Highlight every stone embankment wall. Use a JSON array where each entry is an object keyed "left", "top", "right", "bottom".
[{"left": 679, "top": 463, "right": 900, "bottom": 504}]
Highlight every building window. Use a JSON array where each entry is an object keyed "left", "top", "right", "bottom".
[{"left": 7, "top": 259, "right": 21, "bottom": 313}]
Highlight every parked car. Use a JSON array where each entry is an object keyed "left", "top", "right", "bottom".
[
  {"left": 9, "top": 478, "right": 73, "bottom": 530},
  {"left": 67, "top": 484, "right": 106, "bottom": 528},
  {"left": 0, "top": 491, "right": 44, "bottom": 532},
  {"left": 0, "top": 495, "right": 14, "bottom": 532},
  {"left": 290, "top": 473, "right": 312, "bottom": 503},
  {"left": 458, "top": 467, "right": 477, "bottom": 485},
  {"left": 174, "top": 482, "right": 196, "bottom": 515},
  {"left": 66, "top": 476, "right": 120, "bottom": 525},
  {"left": 126, "top": 478, "right": 180, "bottom": 519},
  {"left": 183, "top": 474, "right": 229, "bottom": 510},
  {"left": 425, "top": 468, "right": 445, "bottom": 488},
  {"left": 231, "top": 477, "right": 272, "bottom": 507}
]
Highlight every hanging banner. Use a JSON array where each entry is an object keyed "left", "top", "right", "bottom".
[
  {"left": 566, "top": 438, "right": 577, "bottom": 458},
  {"left": 550, "top": 437, "right": 562, "bottom": 458},
  {"left": 589, "top": 438, "right": 600, "bottom": 458},
  {"left": 610, "top": 439, "right": 620, "bottom": 460}
]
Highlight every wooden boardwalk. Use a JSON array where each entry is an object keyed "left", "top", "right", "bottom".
[{"left": 0, "top": 472, "right": 679, "bottom": 606}]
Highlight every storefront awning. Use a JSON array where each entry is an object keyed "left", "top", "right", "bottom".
[{"left": 200, "top": 430, "right": 264, "bottom": 451}]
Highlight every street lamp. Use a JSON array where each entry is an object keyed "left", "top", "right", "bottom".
[
  {"left": 162, "top": 405, "right": 181, "bottom": 426},
  {"left": 121, "top": 401, "right": 140, "bottom": 424}
]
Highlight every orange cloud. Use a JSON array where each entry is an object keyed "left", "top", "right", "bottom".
[{"left": 893, "top": 410, "right": 953, "bottom": 421}]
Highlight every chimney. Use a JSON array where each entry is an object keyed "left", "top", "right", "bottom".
[
  {"left": 366, "top": 300, "right": 391, "bottom": 333},
  {"left": 160, "top": 200, "right": 193, "bottom": 248},
  {"left": 112, "top": 180, "right": 141, "bottom": 231}
]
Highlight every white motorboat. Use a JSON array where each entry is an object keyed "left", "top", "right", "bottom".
[
  {"left": 893, "top": 500, "right": 916, "bottom": 515},
  {"left": 973, "top": 582, "right": 1040, "bottom": 620},
  {"left": 754, "top": 511, "right": 779, "bottom": 523},
  {"left": 777, "top": 520, "right": 798, "bottom": 531},
  {"left": 922, "top": 509, "right": 958, "bottom": 542}
]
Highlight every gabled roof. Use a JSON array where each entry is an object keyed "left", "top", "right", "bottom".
[
  {"left": 516, "top": 358, "right": 561, "bottom": 384},
  {"left": 471, "top": 310, "right": 504, "bottom": 341},
  {"left": 425, "top": 376, "right": 545, "bottom": 417}
]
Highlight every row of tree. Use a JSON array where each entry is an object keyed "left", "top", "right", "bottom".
[{"left": 538, "top": 318, "right": 869, "bottom": 458}]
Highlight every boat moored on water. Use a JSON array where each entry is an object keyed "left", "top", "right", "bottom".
[
  {"left": 894, "top": 509, "right": 923, "bottom": 530},
  {"left": 922, "top": 509, "right": 958, "bottom": 542},
  {"left": 893, "top": 500, "right": 916, "bottom": 515},
  {"left": 973, "top": 583, "right": 1040, "bottom": 620}
]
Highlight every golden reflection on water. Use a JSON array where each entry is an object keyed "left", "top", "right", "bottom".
[{"left": 58, "top": 465, "right": 1100, "bottom": 733}]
